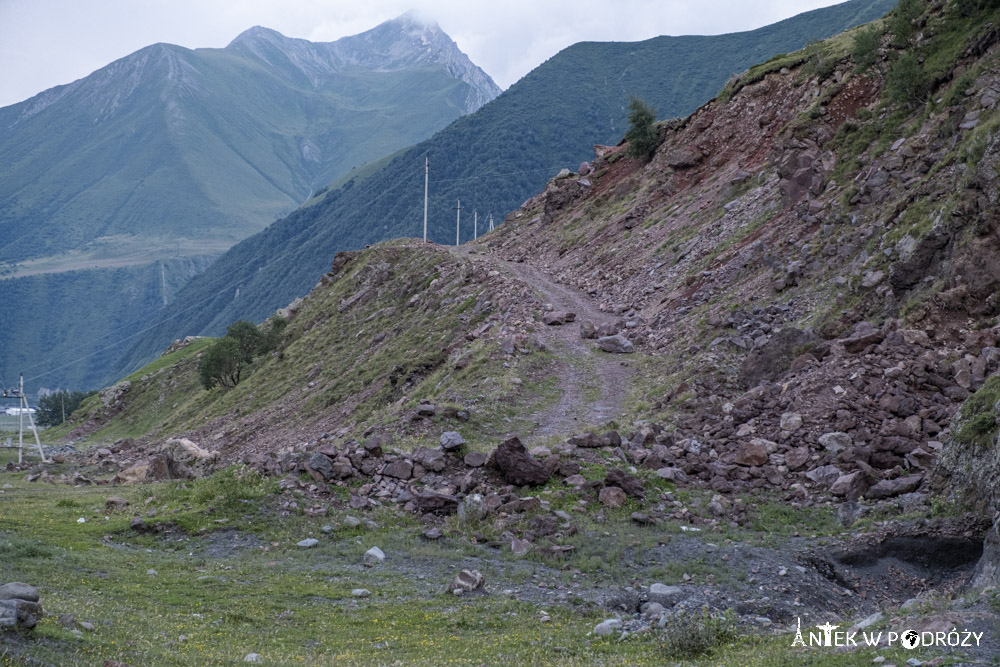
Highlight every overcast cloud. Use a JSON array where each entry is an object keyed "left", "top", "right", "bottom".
[{"left": 0, "top": 0, "right": 848, "bottom": 108}]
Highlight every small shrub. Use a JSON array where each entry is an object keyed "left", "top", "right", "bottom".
[
  {"left": 852, "top": 25, "right": 882, "bottom": 72},
  {"left": 886, "top": 52, "right": 929, "bottom": 108},
  {"left": 890, "top": 0, "right": 924, "bottom": 47},
  {"left": 160, "top": 466, "right": 276, "bottom": 509},
  {"left": 624, "top": 96, "right": 659, "bottom": 161},
  {"left": 954, "top": 375, "right": 1000, "bottom": 447},
  {"left": 0, "top": 535, "right": 56, "bottom": 560},
  {"left": 659, "top": 610, "right": 736, "bottom": 659}
]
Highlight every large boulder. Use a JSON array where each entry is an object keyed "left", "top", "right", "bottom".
[
  {"left": 934, "top": 374, "right": 1000, "bottom": 588},
  {"left": 414, "top": 490, "right": 460, "bottom": 515},
  {"left": 163, "top": 438, "right": 219, "bottom": 473},
  {"left": 542, "top": 311, "right": 576, "bottom": 326},
  {"left": 112, "top": 454, "right": 192, "bottom": 485},
  {"left": 306, "top": 452, "right": 335, "bottom": 482},
  {"left": 491, "top": 437, "right": 550, "bottom": 487},
  {"left": 0, "top": 582, "right": 42, "bottom": 630},
  {"left": 597, "top": 334, "right": 634, "bottom": 354}
]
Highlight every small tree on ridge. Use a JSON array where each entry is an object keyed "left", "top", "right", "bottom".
[{"left": 624, "top": 95, "right": 659, "bottom": 161}]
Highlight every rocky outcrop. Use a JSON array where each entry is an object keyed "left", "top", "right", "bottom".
[{"left": 0, "top": 582, "right": 42, "bottom": 630}]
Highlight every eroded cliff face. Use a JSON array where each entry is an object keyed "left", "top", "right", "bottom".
[{"left": 485, "top": 7, "right": 1000, "bottom": 510}]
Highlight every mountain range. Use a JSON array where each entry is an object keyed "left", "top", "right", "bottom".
[{"left": 0, "top": 13, "right": 500, "bottom": 392}]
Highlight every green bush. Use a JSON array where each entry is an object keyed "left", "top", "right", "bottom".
[
  {"left": 890, "top": 0, "right": 924, "bottom": 47},
  {"left": 624, "top": 95, "right": 659, "bottom": 161},
  {"left": 886, "top": 52, "right": 929, "bottom": 107},
  {"left": 852, "top": 25, "right": 882, "bottom": 72},
  {"left": 659, "top": 610, "right": 736, "bottom": 659}
]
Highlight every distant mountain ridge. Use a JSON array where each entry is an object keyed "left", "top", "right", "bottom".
[
  {"left": 0, "top": 14, "right": 500, "bottom": 393},
  {"left": 228, "top": 13, "right": 499, "bottom": 112},
  {"left": 107, "top": 0, "right": 898, "bottom": 387}
]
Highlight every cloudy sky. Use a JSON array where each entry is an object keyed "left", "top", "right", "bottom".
[{"left": 0, "top": 0, "right": 849, "bottom": 108}]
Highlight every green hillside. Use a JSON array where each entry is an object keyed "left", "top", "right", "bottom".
[{"left": 111, "top": 0, "right": 897, "bottom": 383}]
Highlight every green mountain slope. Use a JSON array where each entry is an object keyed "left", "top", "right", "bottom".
[
  {"left": 0, "top": 13, "right": 500, "bottom": 392},
  {"left": 110, "top": 0, "right": 897, "bottom": 385}
]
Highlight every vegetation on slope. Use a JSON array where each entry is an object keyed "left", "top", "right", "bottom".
[{"left": 69, "top": 241, "right": 554, "bottom": 451}]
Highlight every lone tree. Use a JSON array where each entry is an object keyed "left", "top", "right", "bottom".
[
  {"left": 624, "top": 95, "right": 659, "bottom": 161},
  {"left": 198, "top": 318, "right": 287, "bottom": 390},
  {"left": 198, "top": 338, "right": 246, "bottom": 390}
]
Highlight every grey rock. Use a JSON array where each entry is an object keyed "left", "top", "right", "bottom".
[
  {"left": 297, "top": 538, "right": 319, "bottom": 548},
  {"left": 818, "top": 432, "right": 852, "bottom": 454},
  {"left": 542, "top": 311, "right": 576, "bottom": 326},
  {"left": 452, "top": 569, "right": 484, "bottom": 592},
  {"left": 382, "top": 459, "right": 413, "bottom": 480},
  {"left": 307, "top": 452, "right": 334, "bottom": 482},
  {"left": 244, "top": 653, "right": 263, "bottom": 663},
  {"left": 580, "top": 321, "right": 597, "bottom": 339},
  {"left": 597, "top": 334, "right": 634, "bottom": 354},
  {"left": 440, "top": 431, "right": 466, "bottom": 451},
  {"left": 648, "top": 583, "right": 684, "bottom": 607},
  {"left": 0, "top": 582, "right": 39, "bottom": 602},
  {"left": 594, "top": 618, "right": 622, "bottom": 637},
  {"left": 351, "top": 589, "right": 371, "bottom": 598},
  {"left": 464, "top": 451, "right": 488, "bottom": 467},
  {"left": 866, "top": 475, "right": 923, "bottom": 499},
  {"left": 364, "top": 546, "right": 385, "bottom": 565},
  {"left": 414, "top": 490, "right": 460, "bottom": 515},
  {"left": 829, "top": 471, "right": 871, "bottom": 500},
  {"left": 0, "top": 600, "right": 16, "bottom": 628},
  {"left": 779, "top": 413, "right": 803, "bottom": 431}
]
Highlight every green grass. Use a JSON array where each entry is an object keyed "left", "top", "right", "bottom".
[
  {"left": 122, "top": 338, "right": 216, "bottom": 383},
  {"left": 954, "top": 374, "right": 1000, "bottom": 448},
  {"left": 0, "top": 468, "right": 671, "bottom": 666}
]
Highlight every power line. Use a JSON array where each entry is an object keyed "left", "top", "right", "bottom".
[{"left": 16, "top": 157, "right": 571, "bottom": 384}]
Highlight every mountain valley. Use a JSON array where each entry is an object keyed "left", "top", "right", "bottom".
[{"left": 5, "top": 1, "right": 1000, "bottom": 665}]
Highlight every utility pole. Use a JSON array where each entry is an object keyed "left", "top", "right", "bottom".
[
  {"left": 488, "top": 212, "right": 495, "bottom": 232},
  {"left": 423, "top": 157, "right": 429, "bottom": 243},
  {"left": 474, "top": 210, "right": 478, "bottom": 240},
  {"left": 61, "top": 394, "right": 66, "bottom": 425},
  {"left": 456, "top": 199, "right": 461, "bottom": 246},
  {"left": 3, "top": 374, "right": 47, "bottom": 463}
]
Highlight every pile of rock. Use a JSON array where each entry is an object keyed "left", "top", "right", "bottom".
[{"left": 0, "top": 582, "right": 42, "bottom": 630}]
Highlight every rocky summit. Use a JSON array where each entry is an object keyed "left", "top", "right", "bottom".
[{"left": 6, "top": 1, "right": 1000, "bottom": 665}]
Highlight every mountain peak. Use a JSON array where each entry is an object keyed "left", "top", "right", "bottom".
[
  {"left": 227, "top": 25, "right": 288, "bottom": 48},
  {"left": 389, "top": 10, "right": 441, "bottom": 31},
  {"left": 224, "top": 15, "right": 499, "bottom": 114}
]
